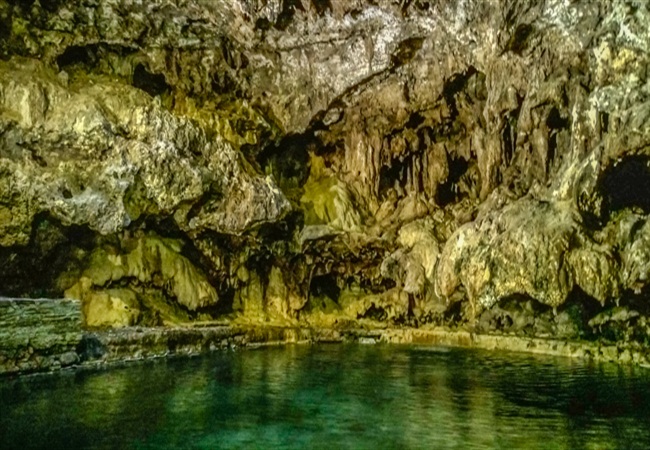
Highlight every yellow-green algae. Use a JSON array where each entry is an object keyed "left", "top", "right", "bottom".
[{"left": 65, "top": 233, "right": 217, "bottom": 327}]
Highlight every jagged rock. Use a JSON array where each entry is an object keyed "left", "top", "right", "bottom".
[
  {"left": 0, "top": 58, "right": 289, "bottom": 246},
  {"left": 381, "top": 218, "right": 439, "bottom": 297},
  {"left": 300, "top": 154, "right": 362, "bottom": 232},
  {"left": 1, "top": 0, "right": 650, "bottom": 349},
  {"left": 621, "top": 217, "right": 650, "bottom": 292},
  {"left": 65, "top": 233, "right": 218, "bottom": 316},
  {"left": 588, "top": 307, "right": 640, "bottom": 334},
  {"left": 68, "top": 282, "right": 141, "bottom": 328},
  {"left": 435, "top": 198, "right": 620, "bottom": 315},
  {"left": 0, "top": 298, "right": 82, "bottom": 374}
]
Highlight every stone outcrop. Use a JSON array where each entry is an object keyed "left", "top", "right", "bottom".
[
  {"left": 0, "top": 298, "right": 82, "bottom": 374},
  {"left": 1, "top": 0, "right": 650, "bottom": 359}
]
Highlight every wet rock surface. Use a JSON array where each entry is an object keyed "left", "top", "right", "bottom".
[
  {"left": 0, "top": 298, "right": 82, "bottom": 374},
  {"left": 1, "top": 0, "right": 650, "bottom": 366}
]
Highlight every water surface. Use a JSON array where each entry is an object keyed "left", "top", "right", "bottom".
[{"left": 2, "top": 344, "right": 650, "bottom": 449}]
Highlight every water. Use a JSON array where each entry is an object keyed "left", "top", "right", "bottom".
[{"left": 2, "top": 344, "right": 650, "bottom": 450}]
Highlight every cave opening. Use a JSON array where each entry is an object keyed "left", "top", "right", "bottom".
[
  {"left": 378, "top": 154, "right": 416, "bottom": 201},
  {"left": 0, "top": 213, "right": 95, "bottom": 298},
  {"left": 309, "top": 274, "right": 341, "bottom": 303},
  {"left": 257, "top": 132, "right": 313, "bottom": 194},
  {"left": 57, "top": 45, "right": 99, "bottom": 69},
  {"left": 275, "top": 0, "right": 305, "bottom": 30},
  {"left": 435, "top": 155, "right": 469, "bottom": 207},
  {"left": 56, "top": 43, "right": 136, "bottom": 73},
  {"left": 358, "top": 304, "right": 387, "bottom": 321},
  {"left": 598, "top": 156, "right": 650, "bottom": 218},
  {"left": 311, "top": 0, "right": 332, "bottom": 16},
  {"left": 132, "top": 64, "right": 171, "bottom": 98}
]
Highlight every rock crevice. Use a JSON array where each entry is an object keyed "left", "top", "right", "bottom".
[{"left": 1, "top": 0, "right": 650, "bottom": 362}]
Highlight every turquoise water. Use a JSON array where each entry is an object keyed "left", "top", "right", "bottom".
[{"left": 2, "top": 344, "right": 650, "bottom": 449}]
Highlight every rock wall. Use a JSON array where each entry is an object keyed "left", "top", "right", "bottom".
[
  {"left": 0, "top": 0, "right": 650, "bottom": 354},
  {"left": 0, "top": 298, "right": 82, "bottom": 374}
]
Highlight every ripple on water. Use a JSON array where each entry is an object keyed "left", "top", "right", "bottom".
[{"left": 2, "top": 344, "right": 650, "bottom": 450}]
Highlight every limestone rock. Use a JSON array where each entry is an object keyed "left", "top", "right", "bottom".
[
  {"left": 1, "top": 0, "right": 650, "bottom": 348},
  {"left": 381, "top": 218, "right": 439, "bottom": 297},
  {"left": 435, "top": 198, "right": 620, "bottom": 315},
  {"left": 65, "top": 234, "right": 218, "bottom": 314},
  {"left": 0, "top": 58, "right": 290, "bottom": 246}
]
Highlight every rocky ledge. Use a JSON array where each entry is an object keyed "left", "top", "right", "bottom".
[
  {"left": 0, "top": 297, "right": 82, "bottom": 374},
  {"left": 5, "top": 317, "right": 650, "bottom": 376},
  {"left": 1, "top": 0, "right": 650, "bottom": 370}
]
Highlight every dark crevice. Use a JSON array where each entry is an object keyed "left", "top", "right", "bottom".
[
  {"left": 56, "top": 43, "right": 136, "bottom": 71},
  {"left": 436, "top": 156, "right": 469, "bottom": 207},
  {"left": 599, "top": 156, "right": 650, "bottom": 219},
  {"left": 414, "top": 0, "right": 432, "bottom": 11},
  {"left": 378, "top": 153, "right": 419, "bottom": 201},
  {"left": 309, "top": 274, "right": 340, "bottom": 302},
  {"left": 139, "top": 216, "right": 225, "bottom": 290},
  {"left": 547, "top": 107, "right": 569, "bottom": 129},
  {"left": 57, "top": 45, "right": 99, "bottom": 69},
  {"left": 548, "top": 131, "right": 558, "bottom": 174},
  {"left": 201, "top": 286, "right": 236, "bottom": 317},
  {"left": 0, "top": 213, "right": 95, "bottom": 298},
  {"left": 311, "top": 0, "right": 331, "bottom": 16},
  {"left": 505, "top": 23, "right": 534, "bottom": 54},
  {"left": 275, "top": 0, "right": 305, "bottom": 30},
  {"left": 400, "top": 0, "right": 413, "bottom": 16},
  {"left": 502, "top": 99, "right": 523, "bottom": 169},
  {"left": 257, "top": 132, "right": 314, "bottom": 193},
  {"left": 502, "top": 117, "right": 514, "bottom": 166},
  {"left": 443, "top": 66, "right": 478, "bottom": 107},
  {"left": 211, "top": 70, "right": 241, "bottom": 95},
  {"left": 358, "top": 304, "right": 387, "bottom": 321},
  {"left": 546, "top": 106, "right": 569, "bottom": 175},
  {"left": 391, "top": 37, "right": 424, "bottom": 69},
  {"left": 405, "top": 111, "right": 425, "bottom": 129},
  {"left": 132, "top": 64, "right": 170, "bottom": 98},
  {"left": 255, "top": 17, "right": 273, "bottom": 31},
  {"left": 221, "top": 38, "right": 248, "bottom": 71},
  {"left": 443, "top": 300, "right": 463, "bottom": 323},
  {"left": 600, "top": 112, "right": 609, "bottom": 134},
  {"left": 185, "top": 187, "right": 223, "bottom": 223}
]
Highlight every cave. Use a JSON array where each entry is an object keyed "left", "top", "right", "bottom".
[
  {"left": 132, "top": 63, "right": 171, "bottom": 98},
  {"left": 599, "top": 156, "right": 650, "bottom": 217},
  {"left": 435, "top": 155, "right": 470, "bottom": 206},
  {"left": 257, "top": 132, "right": 313, "bottom": 194},
  {"left": 378, "top": 154, "right": 418, "bottom": 201},
  {"left": 308, "top": 274, "right": 341, "bottom": 304},
  {"left": 1, "top": 1, "right": 650, "bottom": 446},
  {"left": 56, "top": 43, "right": 136, "bottom": 73},
  {"left": 56, "top": 45, "right": 99, "bottom": 69}
]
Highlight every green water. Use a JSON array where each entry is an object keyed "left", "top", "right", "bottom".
[{"left": 2, "top": 345, "right": 650, "bottom": 449}]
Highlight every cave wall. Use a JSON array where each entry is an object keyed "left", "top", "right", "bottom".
[{"left": 0, "top": 0, "right": 650, "bottom": 345}]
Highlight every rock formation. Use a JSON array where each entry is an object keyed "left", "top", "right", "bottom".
[{"left": 1, "top": 0, "right": 650, "bottom": 350}]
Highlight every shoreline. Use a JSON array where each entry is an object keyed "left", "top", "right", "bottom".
[{"left": 4, "top": 323, "right": 650, "bottom": 377}]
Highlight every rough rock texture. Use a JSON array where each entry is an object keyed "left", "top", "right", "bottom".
[
  {"left": 1, "top": 0, "right": 650, "bottom": 357},
  {"left": 0, "top": 298, "right": 82, "bottom": 374}
]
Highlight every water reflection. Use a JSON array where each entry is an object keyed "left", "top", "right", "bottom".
[{"left": 2, "top": 345, "right": 650, "bottom": 449}]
